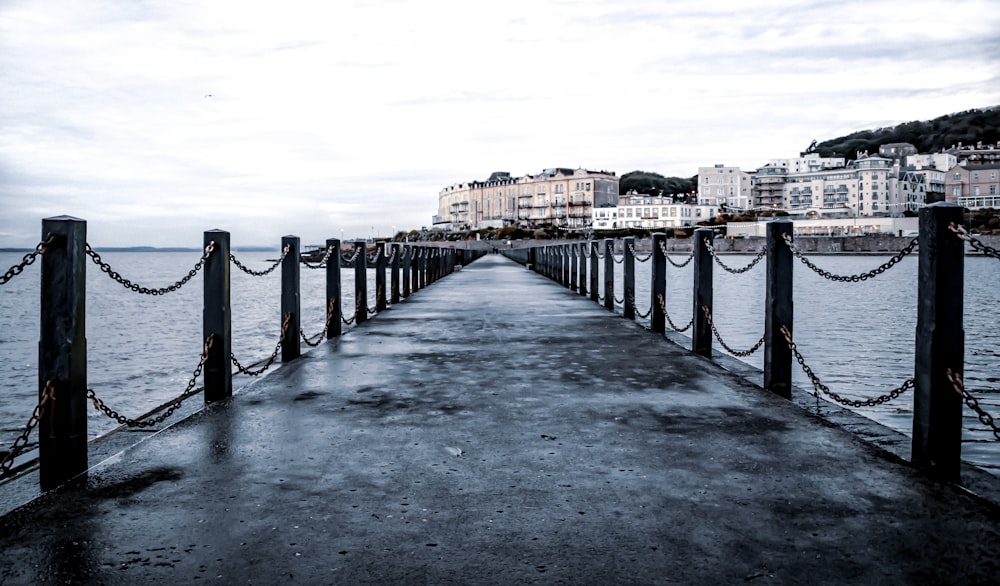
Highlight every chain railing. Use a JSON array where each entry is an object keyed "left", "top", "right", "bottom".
[
  {"left": 231, "top": 244, "right": 290, "bottom": 276},
  {"left": 342, "top": 248, "right": 363, "bottom": 264},
  {"left": 949, "top": 223, "right": 1000, "bottom": 261},
  {"left": 702, "top": 306, "right": 765, "bottom": 357},
  {"left": 703, "top": 238, "right": 766, "bottom": 274},
  {"left": 303, "top": 245, "right": 335, "bottom": 270},
  {"left": 230, "top": 314, "right": 290, "bottom": 377},
  {"left": 301, "top": 299, "right": 337, "bottom": 347},
  {"left": 627, "top": 242, "right": 653, "bottom": 263},
  {"left": 341, "top": 299, "right": 359, "bottom": 325},
  {"left": 628, "top": 291, "right": 652, "bottom": 319},
  {"left": 782, "top": 233, "right": 917, "bottom": 282},
  {"left": 86, "top": 241, "right": 215, "bottom": 295},
  {"left": 659, "top": 241, "right": 694, "bottom": 268},
  {"left": 948, "top": 369, "right": 1000, "bottom": 441},
  {"left": 657, "top": 293, "right": 693, "bottom": 333},
  {"left": 780, "top": 325, "right": 913, "bottom": 407},
  {"left": 87, "top": 335, "right": 213, "bottom": 428},
  {"left": 1, "top": 235, "right": 53, "bottom": 286},
  {"left": 0, "top": 380, "right": 56, "bottom": 478}
]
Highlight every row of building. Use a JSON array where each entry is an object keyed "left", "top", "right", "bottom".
[{"left": 432, "top": 141, "right": 1000, "bottom": 232}]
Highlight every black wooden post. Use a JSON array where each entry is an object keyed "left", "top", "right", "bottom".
[
  {"left": 326, "top": 239, "right": 342, "bottom": 338},
  {"left": 589, "top": 240, "right": 599, "bottom": 303},
  {"left": 354, "top": 241, "right": 368, "bottom": 325},
  {"left": 417, "top": 247, "right": 426, "bottom": 290},
  {"left": 692, "top": 228, "right": 713, "bottom": 358},
  {"left": 624, "top": 236, "right": 636, "bottom": 320},
  {"left": 603, "top": 239, "right": 615, "bottom": 311},
  {"left": 563, "top": 245, "right": 571, "bottom": 288},
  {"left": 401, "top": 244, "right": 411, "bottom": 298},
  {"left": 764, "top": 220, "right": 793, "bottom": 398},
  {"left": 912, "top": 202, "right": 965, "bottom": 481},
  {"left": 391, "top": 243, "right": 401, "bottom": 304},
  {"left": 578, "top": 242, "right": 588, "bottom": 297},
  {"left": 651, "top": 232, "right": 666, "bottom": 334},
  {"left": 375, "top": 242, "right": 387, "bottom": 312},
  {"left": 568, "top": 244, "right": 577, "bottom": 290},
  {"left": 203, "top": 229, "right": 231, "bottom": 403},
  {"left": 38, "top": 215, "right": 88, "bottom": 489},
  {"left": 281, "top": 235, "right": 300, "bottom": 362}
]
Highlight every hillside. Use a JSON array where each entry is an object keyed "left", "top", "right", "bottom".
[{"left": 812, "top": 106, "right": 999, "bottom": 159}]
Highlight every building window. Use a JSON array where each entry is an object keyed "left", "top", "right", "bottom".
[
  {"left": 953, "top": 173, "right": 962, "bottom": 180},
  {"left": 952, "top": 186, "right": 961, "bottom": 196}
]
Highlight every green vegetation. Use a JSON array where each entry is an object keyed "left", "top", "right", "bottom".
[
  {"left": 619, "top": 171, "right": 697, "bottom": 197},
  {"left": 812, "top": 107, "right": 1000, "bottom": 158}
]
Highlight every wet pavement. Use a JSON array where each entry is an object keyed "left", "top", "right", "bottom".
[{"left": 1, "top": 254, "right": 999, "bottom": 584}]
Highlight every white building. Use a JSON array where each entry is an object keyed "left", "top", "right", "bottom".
[
  {"left": 697, "top": 164, "right": 752, "bottom": 210},
  {"left": 592, "top": 195, "right": 718, "bottom": 230}
]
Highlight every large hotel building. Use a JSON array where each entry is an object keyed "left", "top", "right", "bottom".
[{"left": 434, "top": 168, "right": 619, "bottom": 231}]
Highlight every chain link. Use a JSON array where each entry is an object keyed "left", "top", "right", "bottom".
[
  {"left": 342, "top": 248, "right": 363, "bottom": 264},
  {"left": 231, "top": 244, "right": 290, "bottom": 276},
  {"left": 341, "top": 298, "right": 359, "bottom": 325},
  {"left": 611, "top": 252, "right": 625, "bottom": 264},
  {"left": 303, "top": 245, "right": 335, "bottom": 270},
  {"left": 659, "top": 241, "right": 695, "bottom": 268},
  {"left": 780, "top": 325, "right": 913, "bottom": 406},
  {"left": 702, "top": 306, "right": 764, "bottom": 357},
  {"left": 230, "top": 314, "right": 290, "bottom": 377},
  {"left": 301, "top": 299, "right": 337, "bottom": 347},
  {"left": 87, "top": 241, "right": 215, "bottom": 295},
  {"left": 949, "top": 223, "right": 1000, "bottom": 261},
  {"left": 703, "top": 238, "right": 767, "bottom": 274},
  {"left": 657, "top": 293, "right": 693, "bottom": 332},
  {"left": 87, "top": 336, "right": 213, "bottom": 428},
  {"left": 947, "top": 369, "right": 1000, "bottom": 441},
  {"left": 628, "top": 291, "right": 652, "bottom": 319},
  {"left": 0, "top": 380, "right": 56, "bottom": 477},
  {"left": 627, "top": 242, "right": 654, "bottom": 263},
  {"left": 782, "top": 233, "right": 917, "bottom": 282},
  {"left": 1, "top": 236, "right": 53, "bottom": 286}
]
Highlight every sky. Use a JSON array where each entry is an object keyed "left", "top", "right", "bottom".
[{"left": 1, "top": 0, "right": 998, "bottom": 248}]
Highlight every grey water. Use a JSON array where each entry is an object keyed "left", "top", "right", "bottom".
[{"left": 1, "top": 250, "right": 998, "bottom": 472}]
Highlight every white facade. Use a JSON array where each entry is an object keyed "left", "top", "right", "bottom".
[
  {"left": 697, "top": 164, "right": 752, "bottom": 210},
  {"left": 592, "top": 196, "right": 718, "bottom": 230},
  {"left": 767, "top": 153, "right": 846, "bottom": 174}
]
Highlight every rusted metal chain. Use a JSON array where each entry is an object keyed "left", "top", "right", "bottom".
[
  {"left": 341, "top": 299, "right": 359, "bottom": 325},
  {"left": 231, "top": 244, "right": 289, "bottom": 276},
  {"left": 949, "top": 223, "right": 1000, "bottom": 260},
  {"left": 658, "top": 294, "right": 693, "bottom": 332},
  {"left": 86, "top": 241, "right": 215, "bottom": 295},
  {"left": 230, "top": 314, "right": 290, "bottom": 377},
  {"left": 611, "top": 252, "right": 625, "bottom": 264},
  {"left": 782, "top": 233, "right": 917, "bottom": 282},
  {"left": 303, "top": 245, "right": 335, "bottom": 269},
  {"left": 702, "top": 306, "right": 764, "bottom": 357},
  {"left": 0, "top": 380, "right": 56, "bottom": 477},
  {"left": 629, "top": 291, "right": 652, "bottom": 319},
  {"left": 947, "top": 369, "right": 1000, "bottom": 441},
  {"left": 342, "top": 248, "right": 362, "bottom": 264},
  {"left": 703, "top": 238, "right": 766, "bottom": 274},
  {"left": 87, "top": 336, "right": 213, "bottom": 428},
  {"left": 780, "top": 325, "right": 913, "bottom": 406},
  {"left": 627, "top": 242, "right": 653, "bottom": 263},
  {"left": 1, "top": 235, "right": 53, "bottom": 286},
  {"left": 659, "top": 241, "right": 694, "bottom": 268},
  {"left": 301, "top": 299, "right": 336, "bottom": 347}
]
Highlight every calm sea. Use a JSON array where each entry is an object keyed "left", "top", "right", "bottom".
[{"left": 1, "top": 250, "right": 998, "bottom": 472}]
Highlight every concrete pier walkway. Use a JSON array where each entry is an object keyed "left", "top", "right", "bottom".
[{"left": 1, "top": 255, "right": 999, "bottom": 584}]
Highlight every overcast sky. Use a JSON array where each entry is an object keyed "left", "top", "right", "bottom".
[{"left": 1, "top": 0, "right": 998, "bottom": 248}]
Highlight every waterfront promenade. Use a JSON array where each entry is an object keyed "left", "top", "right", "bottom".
[{"left": 1, "top": 254, "right": 999, "bottom": 584}]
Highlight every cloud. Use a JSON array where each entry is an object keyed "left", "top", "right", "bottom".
[{"left": 1, "top": 0, "right": 999, "bottom": 247}]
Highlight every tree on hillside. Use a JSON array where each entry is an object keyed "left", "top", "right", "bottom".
[
  {"left": 619, "top": 171, "right": 696, "bottom": 198},
  {"left": 814, "top": 107, "right": 999, "bottom": 158}
]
